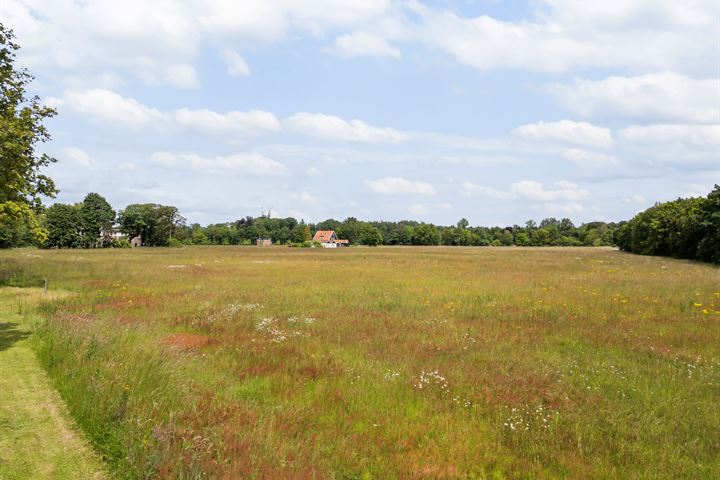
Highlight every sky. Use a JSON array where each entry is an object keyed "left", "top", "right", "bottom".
[{"left": 3, "top": 0, "right": 719, "bottom": 226}]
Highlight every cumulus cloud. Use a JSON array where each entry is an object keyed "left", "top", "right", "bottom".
[
  {"left": 284, "top": 112, "right": 410, "bottom": 143},
  {"left": 173, "top": 108, "right": 280, "bottom": 135},
  {"left": 52, "top": 89, "right": 279, "bottom": 135},
  {"left": 6, "top": 0, "right": 392, "bottom": 87},
  {"left": 511, "top": 180, "right": 590, "bottom": 201},
  {"left": 50, "top": 89, "right": 163, "bottom": 127},
  {"left": 290, "top": 191, "right": 318, "bottom": 205},
  {"left": 409, "top": 0, "right": 716, "bottom": 74},
  {"left": 461, "top": 180, "right": 590, "bottom": 202},
  {"left": 331, "top": 31, "right": 401, "bottom": 59},
  {"left": 513, "top": 120, "right": 614, "bottom": 149},
  {"left": 618, "top": 124, "right": 719, "bottom": 149},
  {"left": 561, "top": 149, "right": 619, "bottom": 167},
  {"left": 366, "top": 177, "right": 436, "bottom": 195},
  {"left": 623, "top": 195, "right": 647, "bottom": 204},
  {"left": 409, "top": 204, "right": 428, "bottom": 216},
  {"left": 536, "top": 202, "right": 584, "bottom": 214},
  {"left": 151, "top": 152, "right": 288, "bottom": 175},
  {"left": 461, "top": 182, "right": 514, "bottom": 199},
  {"left": 219, "top": 49, "right": 251, "bottom": 77},
  {"left": 549, "top": 73, "right": 720, "bottom": 124},
  {"left": 58, "top": 147, "right": 96, "bottom": 168}
]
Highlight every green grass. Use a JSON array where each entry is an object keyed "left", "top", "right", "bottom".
[
  {"left": 1, "top": 246, "right": 719, "bottom": 478},
  {"left": 0, "top": 287, "right": 107, "bottom": 480}
]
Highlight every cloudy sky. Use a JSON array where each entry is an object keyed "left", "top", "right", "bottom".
[{"left": 5, "top": 0, "right": 719, "bottom": 226}]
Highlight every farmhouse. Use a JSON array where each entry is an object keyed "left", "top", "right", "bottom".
[{"left": 313, "top": 230, "right": 349, "bottom": 248}]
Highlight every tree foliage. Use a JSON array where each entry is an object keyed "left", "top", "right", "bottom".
[
  {"left": 615, "top": 186, "right": 719, "bottom": 263},
  {"left": 0, "top": 23, "right": 57, "bottom": 244},
  {"left": 118, "top": 203, "right": 185, "bottom": 247},
  {"left": 80, "top": 193, "right": 115, "bottom": 247}
]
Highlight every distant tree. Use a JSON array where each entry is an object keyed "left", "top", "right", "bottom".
[
  {"left": 118, "top": 204, "right": 149, "bottom": 240},
  {"left": 514, "top": 230, "right": 530, "bottom": 246},
  {"left": 0, "top": 23, "right": 58, "bottom": 247},
  {"left": 456, "top": 218, "right": 469, "bottom": 230},
  {"left": 360, "top": 224, "right": 383, "bottom": 246},
  {"left": 500, "top": 229, "right": 514, "bottom": 246},
  {"left": 45, "top": 203, "right": 82, "bottom": 248},
  {"left": 697, "top": 185, "right": 720, "bottom": 263},
  {"left": 412, "top": 223, "right": 441, "bottom": 245},
  {"left": 390, "top": 226, "right": 414, "bottom": 245},
  {"left": 337, "top": 217, "right": 363, "bottom": 244},
  {"left": 118, "top": 203, "right": 184, "bottom": 246},
  {"left": 80, "top": 193, "right": 115, "bottom": 247}
]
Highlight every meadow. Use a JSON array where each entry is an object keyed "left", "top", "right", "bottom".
[{"left": 1, "top": 246, "right": 718, "bottom": 479}]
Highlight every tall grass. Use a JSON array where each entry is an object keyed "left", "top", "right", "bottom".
[{"left": 3, "top": 246, "right": 718, "bottom": 478}]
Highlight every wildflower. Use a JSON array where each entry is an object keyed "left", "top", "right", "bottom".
[{"left": 694, "top": 303, "right": 702, "bottom": 307}]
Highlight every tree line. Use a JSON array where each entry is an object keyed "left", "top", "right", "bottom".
[
  {"left": 1, "top": 190, "right": 624, "bottom": 249},
  {"left": 5, "top": 187, "right": 717, "bottom": 266},
  {"left": 615, "top": 185, "right": 719, "bottom": 263}
]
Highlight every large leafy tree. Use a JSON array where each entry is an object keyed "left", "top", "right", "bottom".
[
  {"left": 80, "top": 192, "right": 115, "bottom": 247},
  {"left": 45, "top": 203, "right": 82, "bottom": 248},
  {"left": 0, "top": 23, "right": 57, "bottom": 246},
  {"left": 118, "top": 203, "right": 185, "bottom": 246}
]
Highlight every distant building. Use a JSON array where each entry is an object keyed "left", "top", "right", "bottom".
[
  {"left": 130, "top": 236, "right": 142, "bottom": 247},
  {"left": 313, "top": 230, "right": 349, "bottom": 248},
  {"left": 256, "top": 238, "right": 272, "bottom": 246},
  {"left": 97, "top": 227, "right": 126, "bottom": 248}
]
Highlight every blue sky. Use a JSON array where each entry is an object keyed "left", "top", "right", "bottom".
[{"left": 4, "top": 0, "right": 719, "bottom": 226}]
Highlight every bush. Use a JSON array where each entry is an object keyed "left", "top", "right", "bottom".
[{"left": 111, "top": 239, "right": 131, "bottom": 248}]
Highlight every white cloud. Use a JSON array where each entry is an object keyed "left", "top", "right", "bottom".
[
  {"left": 409, "top": 204, "right": 428, "bottom": 216},
  {"left": 58, "top": 147, "right": 96, "bottom": 168},
  {"left": 331, "top": 31, "right": 401, "bottom": 59},
  {"left": 173, "top": 108, "right": 280, "bottom": 135},
  {"left": 291, "top": 191, "right": 318, "bottom": 205},
  {"left": 220, "top": 49, "right": 251, "bottom": 77},
  {"left": 513, "top": 120, "right": 614, "bottom": 148},
  {"left": 461, "top": 182, "right": 514, "bottom": 199},
  {"left": 54, "top": 89, "right": 163, "bottom": 126},
  {"left": 561, "top": 148, "right": 619, "bottom": 167},
  {"left": 549, "top": 73, "right": 720, "bottom": 124},
  {"left": 7, "top": 0, "right": 393, "bottom": 87},
  {"left": 284, "top": 112, "right": 410, "bottom": 143},
  {"left": 151, "top": 152, "right": 288, "bottom": 175},
  {"left": 366, "top": 177, "right": 436, "bottom": 195},
  {"left": 6, "top": 0, "right": 201, "bottom": 87},
  {"left": 410, "top": 0, "right": 717, "bottom": 74},
  {"left": 53, "top": 89, "right": 279, "bottom": 136},
  {"left": 159, "top": 64, "right": 200, "bottom": 88},
  {"left": 536, "top": 202, "right": 584, "bottom": 214},
  {"left": 463, "top": 180, "right": 589, "bottom": 202},
  {"left": 511, "top": 180, "right": 590, "bottom": 201},
  {"left": 623, "top": 195, "right": 647, "bottom": 204},
  {"left": 618, "top": 124, "right": 719, "bottom": 150}
]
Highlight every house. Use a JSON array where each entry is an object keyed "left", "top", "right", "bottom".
[
  {"left": 96, "top": 227, "right": 126, "bottom": 248},
  {"left": 130, "top": 236, "right": 142, "bottom": 247},
  {"left": 256, "top": 238, "right": 272, "bottom": 246},
  {"left": 313, "top": 230, "right": 349, "bottom": 248}
]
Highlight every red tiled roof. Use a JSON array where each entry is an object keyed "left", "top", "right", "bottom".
[{"left": 313, "top": 230, "right": 336, "bottom": 242}]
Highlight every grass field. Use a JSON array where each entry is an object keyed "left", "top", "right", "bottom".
[
  {"left": 1, "top": 246, "right": 718, "bottom": 479},
  {"left": 0, "top": 288, "right": 106, "bottom": 480}
]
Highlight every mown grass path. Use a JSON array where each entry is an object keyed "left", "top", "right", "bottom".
[{"left": 0, "top": 288, "right": 106, "bottom": 480}]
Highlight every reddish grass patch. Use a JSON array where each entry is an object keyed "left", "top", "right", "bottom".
[{"left": 161, "top": 333, "right": 216, "bottom": 350}]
